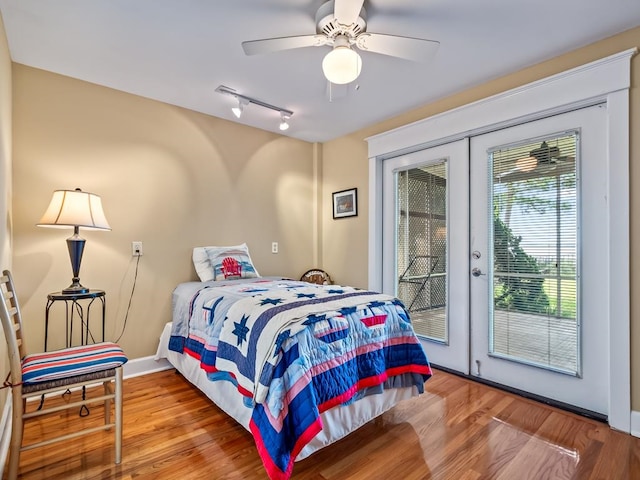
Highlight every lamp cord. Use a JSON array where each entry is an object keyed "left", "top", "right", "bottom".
[{"left": 114, "top": 253, "right": 140, "bottom": 343}]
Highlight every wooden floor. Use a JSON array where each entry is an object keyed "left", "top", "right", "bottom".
[{"left": 12, "top": 368, "right": 640, "bottom": 479}]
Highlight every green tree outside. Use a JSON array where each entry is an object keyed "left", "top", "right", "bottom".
[{"left": 493, "top": 215, "right": 551, "bottom": 314}]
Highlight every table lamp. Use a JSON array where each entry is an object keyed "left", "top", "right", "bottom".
[{"left": 37, "top": 188, "right": 111, "bottom": 294}]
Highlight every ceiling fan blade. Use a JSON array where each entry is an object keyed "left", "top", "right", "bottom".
[
  {"left": 355, "top": 33, "right": 440, "bottom": 62},
  {"left": 334, "top": 0, "right": 366, "bottom": 26},
  {"left": 242, "top": 34, "right": 329, "bottom": 56}
]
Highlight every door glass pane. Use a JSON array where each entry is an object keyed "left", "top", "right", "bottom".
[
  {"left": 489, "top": 132, "right": 579, "bottom": 375},
  {"left": 396, "top": 160, "right": 447, "bottom": 342}
]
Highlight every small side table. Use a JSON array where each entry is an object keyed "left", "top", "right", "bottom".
[{"left": 45, "top": 290, "right": 106, "bottom": 351}]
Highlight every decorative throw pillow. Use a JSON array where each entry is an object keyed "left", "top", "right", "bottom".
[{"left": 193, "top": 243, "right": 260, "bottom": 282}]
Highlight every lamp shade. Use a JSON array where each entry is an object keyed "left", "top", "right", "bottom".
[
  {"left": 322, "top": 45, "right": 362, "bottom": 85},
  {"left": 38, "top": 189, "right": 111, "bottom": 230}
]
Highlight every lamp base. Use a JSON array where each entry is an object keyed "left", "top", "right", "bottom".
[
  {"left": 62, "top": 282, "right": 89, "bottom": 295},
  {"left": 64, "top": 231, "right": 89, "bottom": 294}
]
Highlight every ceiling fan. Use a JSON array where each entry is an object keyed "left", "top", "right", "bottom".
[
  {"left": 496, "top": 141, "right": 576, "bottom": 182},
  {"left": 241, "top": 0, "right": 440, "bottom": 85}
]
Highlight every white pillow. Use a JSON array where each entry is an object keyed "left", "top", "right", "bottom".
[
  {"left": 192, "top": 246, "right": 214, "bottom": 282},
  {"left": 192, "top": 243, "right": 260, "bottom": 282}
]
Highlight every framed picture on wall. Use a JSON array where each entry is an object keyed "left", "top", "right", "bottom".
[{"left": 332, "top": 188, "right": 358, "bottom": 219}]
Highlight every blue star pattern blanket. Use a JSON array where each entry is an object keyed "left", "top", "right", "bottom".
[{"left": 168, "top": 278, "right": 431, "bottom": 480}]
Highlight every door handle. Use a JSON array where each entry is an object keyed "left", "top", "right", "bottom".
[{"left": 471, "top": 267, "right": 485, "bottom": 277}]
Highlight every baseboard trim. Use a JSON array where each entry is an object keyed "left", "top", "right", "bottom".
[
  {"left": 21, "top": 355, "right": 174, "bottom": 404},
  {"left": 123, "top": 355, "right": 173, "bottom": 379},
  {"left": 630, "top": 411, "right": 640, "bottom": 437}
]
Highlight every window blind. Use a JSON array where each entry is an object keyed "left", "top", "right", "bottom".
[{"left": 489, "top": 132, "right": 579, "bottom": 374}]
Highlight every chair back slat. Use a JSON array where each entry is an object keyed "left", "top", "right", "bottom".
[{"left": 0, "top": 270, "right": 27, "bottom": 386}]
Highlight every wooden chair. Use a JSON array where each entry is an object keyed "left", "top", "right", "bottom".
[{"left": 0, "top": 270, "right": 127, "bottom": 479}]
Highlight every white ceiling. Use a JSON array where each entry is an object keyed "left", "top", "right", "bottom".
[{"left": 1, "top": 0, "right": 639, "bottom": 143}]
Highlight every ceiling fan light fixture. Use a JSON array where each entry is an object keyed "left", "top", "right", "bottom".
[
  {"left": 515, "top": 156, "right": 538, "bottom": 172},
  {"left": 322, "top": 44, "right": 362, "bottom": 85}
]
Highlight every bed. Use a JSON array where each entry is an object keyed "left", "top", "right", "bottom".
[{"left": 154, "top": 245, "right": 432, "bottom": 480}]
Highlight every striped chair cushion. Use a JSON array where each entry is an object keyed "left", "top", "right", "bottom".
[{"left": 22, "top": 342, "right": 127, "bottom": 385}]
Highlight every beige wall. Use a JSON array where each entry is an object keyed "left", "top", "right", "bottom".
[
  {"left": 321, "top": 137, "right": 369, "bottom": 288},
  {"left": 11, "top": 65, "right": 317, "bottom": 359},
  {"left": 322, "top": 26, "right": 640, "bottom": 409},
  {"left": 0, "top": 11, "right": 12, "bottom": 409}
]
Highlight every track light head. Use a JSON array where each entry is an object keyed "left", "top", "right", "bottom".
[
  {"left": 279, "top": 112, "right": 290, "bottom": 131},
  {"left": 231, "top": 97, "right": 249, "bottom": 118}
]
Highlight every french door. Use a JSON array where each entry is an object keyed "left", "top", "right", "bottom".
[
  {"left": 383, "top": 104, "right": 608, "bottom": 415},
  {"left": 469, "top": 105, "right": 607, "bottom": 415}
]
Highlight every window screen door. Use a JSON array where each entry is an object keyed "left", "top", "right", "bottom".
[{"left": 396, "top": 162, "right": 447, "bottom": 341}]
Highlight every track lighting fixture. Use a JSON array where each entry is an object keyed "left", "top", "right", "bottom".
[{"left": 215, "top": 85, "right": 294, "bottom": 132}]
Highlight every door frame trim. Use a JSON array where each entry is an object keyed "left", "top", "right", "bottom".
[{"left": 366, "top": 48, "right": 635, "bottom": 432}]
